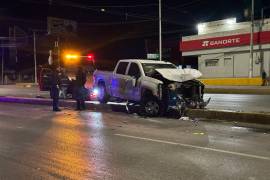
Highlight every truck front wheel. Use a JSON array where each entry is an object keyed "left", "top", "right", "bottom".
[
  {"left": 98, "top": 83, "right": 109, "bottom": 104},
  {"left": 140, "top": 96, "right": 164, "bottom": 117}
]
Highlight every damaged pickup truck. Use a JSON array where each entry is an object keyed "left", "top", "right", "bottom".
[{"left": 93, "top": 59, "right": 210, "bottom": 117}]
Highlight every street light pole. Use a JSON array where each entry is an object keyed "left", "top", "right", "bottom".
[
  {"left": 159, "top": 0, "right": 162, "bottom": 61},
  {"left": 55, "top": 37, "right": 60, "bottom": 69},
  {"left": 33, "top": 31, "right": 37, "bottom": 84},
  {"left": 1, "top": 41, "right": 4, "bottom": 85},
  {"left": 261, "top": 6, "right": 270, "bottom": 77},
  {"left": 249, "top": 0, "right": 254, "bottom": 78}
]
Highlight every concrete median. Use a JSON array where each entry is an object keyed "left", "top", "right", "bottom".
[
  {"left": 187, "top": 109, "right": 270, "bottom": 125},
  {"left": 205, "top": 86, "right": 270, "bottom": 95},
  {"left": 0, "top": 96, "right": 269, "bottom": 125}
]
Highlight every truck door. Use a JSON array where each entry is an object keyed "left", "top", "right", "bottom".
[
  {"left": 125, "top": 63, "right": 141, "bottom": 101},
  {"left": 111, "top": 62, "right": 129, "bottom": 98}
]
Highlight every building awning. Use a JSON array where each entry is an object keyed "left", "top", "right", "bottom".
[{"left": 180, "top": 31, "right": 270, "bottom": 53}]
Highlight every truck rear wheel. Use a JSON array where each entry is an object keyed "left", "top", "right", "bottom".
[
  {"left": 98, "top": 83, "right": 109, "bottom": 104},
  {"left": 140, "top": 96, "right": 164, "bottom": 117}
]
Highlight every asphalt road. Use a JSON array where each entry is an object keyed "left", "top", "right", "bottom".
[{"left": 0, "top": 103, "right": 270, "bottom": 180}]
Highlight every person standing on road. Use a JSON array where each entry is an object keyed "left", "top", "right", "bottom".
[
  {"left": 75, "top": 66, "right": 87, "bottom": 110},
  {"left": 262, "top": 70, "right": 267, "bottom": 86},
  {"left": 50, "top": 67, "right": 61, "bottom": 112}
]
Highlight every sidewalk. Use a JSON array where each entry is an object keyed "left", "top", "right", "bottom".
[
  {"left": 205, "top": 85, "right": 270, "bottom": 95},
  {"left": 0, "top": 85, "right": 49, "bottom": 98}
]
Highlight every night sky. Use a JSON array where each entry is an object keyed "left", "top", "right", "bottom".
[{"left": 1, "top": 0, "right": 270, "bottom": 70}]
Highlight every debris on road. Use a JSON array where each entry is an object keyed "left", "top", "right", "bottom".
[
  {"left": 179, "top": 116, "right": 190, "bottom": 121},
  {"left": 193, "top": 132, "right": 205, "bottom": 135}
]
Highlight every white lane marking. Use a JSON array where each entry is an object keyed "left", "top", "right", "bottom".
[{"left": 114, "top": 134, "right": 270, "bottom": 161}]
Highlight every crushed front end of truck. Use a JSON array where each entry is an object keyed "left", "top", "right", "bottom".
[
  {"left": 166, "top": 80, "right": 210, "bottom": 113},
  {"left": 151, "top": 68, "right": 211, "bottom": 117}
]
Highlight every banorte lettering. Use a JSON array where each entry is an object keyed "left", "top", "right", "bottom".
[
  {"left": 202, "top": 41, "right": 210, "bottom": 47},
  {"left": 202, "top": 38, "right": 240, "bottom": 47}
]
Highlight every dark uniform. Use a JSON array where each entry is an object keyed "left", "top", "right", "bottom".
[
  {"left": 75, "top": 67, "right": 87, "bottom": 110},
  {"left": 262, "top": 71, "right": 267, "bottom": 86},
  {"left": 50, "top": 69, "right": 61, "bottom": 111}
]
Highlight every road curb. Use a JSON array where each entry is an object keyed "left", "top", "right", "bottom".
[
  {"left": 187, "top": 109, "right": 270, "bottom": 124},
  {"left": 15, "top": 83, "right": 39, "bottom": 88},
  {"left": 205, "top": 88, "right": 270, "bottom": 95},
  {"left": 0, "top": 96, "right": 269, "bottom": 125},
  {"left": 0, "top": 96, "right": 112, "bottom": 111}
]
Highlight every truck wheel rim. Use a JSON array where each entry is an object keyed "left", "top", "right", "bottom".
[{"left": 145, "top": 101, "right": 159, "bottom": 115}]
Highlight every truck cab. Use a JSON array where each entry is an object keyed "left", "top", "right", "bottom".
[{"left": 111, "top": 60, "right": 174, "bottom": 101}]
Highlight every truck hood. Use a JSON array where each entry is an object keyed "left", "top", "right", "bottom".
[{"left": 155, "top": 68, "right": 202, "bottom": 82}]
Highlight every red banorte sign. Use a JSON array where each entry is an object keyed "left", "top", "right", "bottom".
[{"left": 180, "top": 31, "right": 270, "bottom": 52}]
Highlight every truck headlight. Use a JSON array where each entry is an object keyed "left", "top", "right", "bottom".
[{"left": 168, "top": 83, "right": 176, "bottom": 91}]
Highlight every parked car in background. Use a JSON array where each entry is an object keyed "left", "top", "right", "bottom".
[
  {"left": 39, "top": 67, "right": 73, "bottom": 98},
  {"left": 39, "top": 67, "right": 97, "bottom": 100},
  {"left": 38, "top": 68, "right": 53, "bottom": 91}
]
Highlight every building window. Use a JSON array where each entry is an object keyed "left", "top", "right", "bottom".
[
  {"left": 205, "top": 59, "right": 219, "bottom": 67},
  {"left": 224, "top": 57, "right": 232, "bottom": 66}
]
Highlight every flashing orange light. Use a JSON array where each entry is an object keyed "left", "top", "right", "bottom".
[
  {"left": 63, "top": 52, "right": 81, "bottom": 65},
  {"left": 65, "top": 54, "right": 79, "bottom": 59}
]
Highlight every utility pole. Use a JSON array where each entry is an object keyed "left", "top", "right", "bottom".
[
  {"left": 56, "top": 36, "right": 60, "bottom": 69},
  {"left": 13, "top": 26, "right": 18, "bottom": 63},
  {"left": 159, "top": 0, "right": 162, "bottom": 61},
  {"left": 260, "top": 7, "right": 265, "bottom": 75},
  {"left": 1, "top": 41, "right": 4, "bottom": 85},
  {"left": 33, "top": 31, "right": 37, "bottom": 84},
  {"left": 54, "top": 37, "right": 61, "bottom": 69},
  {"left": 32, "top": 28, "right": 47, "bottom": 83},
  {"left": 249, "top": 0, "right": 254, "bottom": 78},
  {"left": 261, "top": 6, "right": 270, "bottom": 77}
]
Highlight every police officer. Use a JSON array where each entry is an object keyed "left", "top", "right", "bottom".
[
  {"left": 50, "top": 67, "right": 61, "bottom": 111},
  {"left": 262, "top": 70, "right": 267, "bottom": 86},
  {"left": 75, "top": 66, "right": 87, "bottom": 110}
]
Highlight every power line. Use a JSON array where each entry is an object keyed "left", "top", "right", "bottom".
[
  {"left": 98, "top": 27, "right": 193, "bottom": 41},
  {"left": 173, "top": 0, "right": 205, "bottom": 9},
  {"left": 55, "top": 0, "right": 157, "bottom": 20},
  {"left": 13, "top": 0, "right": 198, "bottom": 39},
  {"left": 23, "top": 0, "right": 157, "bottom": 8},
  {"left": 63, "top": 3, "right": 158, "bottom": 8},
  {"left": 163, "top": 5, "right": 199, "bottom": 22},
  {"left": 57, "top": 0, "right": 193, "bottom": 26},
  {"left": 80, "top": 20, "right": 155, "bottom": 26},
  {"left": 21, "top": 0, "right": 192, "bottom": 27}
]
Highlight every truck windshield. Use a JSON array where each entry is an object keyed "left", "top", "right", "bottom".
[{"left": 142, "top": 63, "right": 177, "bottom": 76}]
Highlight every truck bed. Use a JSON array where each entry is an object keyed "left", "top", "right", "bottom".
[{"left": 93, "top": 70, "right": 113, "bottom": 85}]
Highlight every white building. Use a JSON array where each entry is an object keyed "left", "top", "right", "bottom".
[{"left": 180, "top": 18, "right": 270, "bottom": 79}]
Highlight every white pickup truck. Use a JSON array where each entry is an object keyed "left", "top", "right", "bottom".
[{"left": 93, "top": 59, "right": 210, "bottom": 117}]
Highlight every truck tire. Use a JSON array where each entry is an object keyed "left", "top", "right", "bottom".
[
  {"left": 140, "top": 96, "right": 164, "bottom": 117},
  {"left": 98, "top": 83, "right": 109, "bottom": 104}
]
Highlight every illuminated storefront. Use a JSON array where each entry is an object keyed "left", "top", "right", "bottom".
[{"left": 180, "top": 18, "right": 270, "bottom": 79}]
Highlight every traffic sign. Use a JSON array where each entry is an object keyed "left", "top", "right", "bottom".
[
  {"left": 47, "top": 17, "right": 77, "bottom": 35},
  {"left": 147, "top": 53, "right": 160, "bottom": 60}
]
